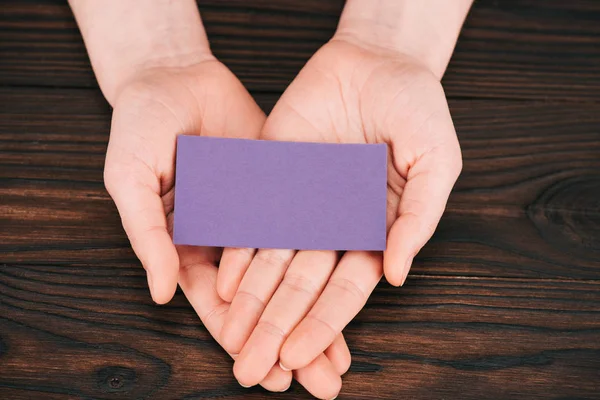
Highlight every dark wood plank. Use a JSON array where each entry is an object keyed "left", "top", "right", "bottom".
[
  {"left": 2, "top": 3, "right": 599, "bottom": 400},
  {"left": 3, "top": 176, "right": 599, "bottom": 279},
  {"left": 1, "top": 87, "right": 598, "bottom": 278},
  {"left": 1, "top": 265, "right": 599, "bottom": 399},
  {"left": 1, "top": 0, "right": 599, "bottom": 100}
]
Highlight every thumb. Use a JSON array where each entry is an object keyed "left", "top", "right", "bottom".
[
  {"left": 384, "top": 143, "right": 462, "bottom": 286},
  {"left": 104, "top": 164, "right": 179, "bottom": 304}
]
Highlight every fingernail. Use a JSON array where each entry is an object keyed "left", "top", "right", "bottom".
[
  {"left": 238, "top": 381, "right": 252, "bottom": 388},
  {"left": 328, "top": 396, "right": 338, "bottom": 400},
  {"left": 279, "top": 361, "right": 291, "bottom": 371},
  {"left": 400, "top": 256, "right": 413, "bottom": 286}
]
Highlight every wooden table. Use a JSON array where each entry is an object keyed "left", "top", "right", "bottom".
[{"left": 1, "top": 1, "right": 599, "bottom": 398}]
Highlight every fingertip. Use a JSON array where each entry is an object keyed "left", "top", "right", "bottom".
[
  {"left": 331, "top": 353, "right": 351, "bottom": 376},
  {"left": 319, "top": 376, "right": 341, "bottom": 400},
  {"left": 382, "top": 254, "right": 403, "bottom": 287},
  {"left": 325, "top": 334, "right": 351, "bottom": 376},
  {"left": 279, "top": 343, "right": 298, "bottom": 371},
  {"left": 233, "top": 358, "right": 267, "bottom": 388},
  {"left": 400, "top": 256, "right": 413, "bottom": 286},
  {"left": 294, "top": 354, "right": 342, "bottom": 400},
  {"left": 280, "top": 312, "right": 341, "bottom": 372},
  {"left": 383, "top": 220, "right": 414, "bottom": 287},
  {"left": 149, "top": 280, "right": 177, "bottom": 304},
  {"left": 383, "top": 245, "right": 414, "bottom": 287},
  {"left": 261, "top": 376, "right": 292, "bottom": 393},
  {"left": 217, "top": 248, "right": 255, "bottom": 302},
  {"left": 216, "top": 273, "right": 235, "bottom": 303},
  {"left": 257, "top": 364, "right": 292, "bottom": 393},
  {"left": 329, "top": 377, "right": 342, "bottom": 400},
  {"left": 144, "top": 251, "right": 179, "bottom": 305},
  {"left": 280, "top": 337, "right": 310, "bottom": 371},
  {"left": 233, "top": 361, "right": 252, "bottom": 388},
  {"left": 146, "top": 262, "right": 178, "bottom": 304},
  {"left": 340, "top": 358, "right": 351, "bottom": 376}
]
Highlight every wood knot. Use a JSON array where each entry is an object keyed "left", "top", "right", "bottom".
[
  {"left": 96, "top": 366, "right": 136, "bottom": 393},
  {"left": 527, "top": 174, "right": 600, "bottom": 256}
]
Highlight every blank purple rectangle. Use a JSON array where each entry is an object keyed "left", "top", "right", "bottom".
[{"left": 173, "top": 135, "right": 387, "bottom": 250}]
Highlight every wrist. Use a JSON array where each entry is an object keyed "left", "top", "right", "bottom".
[
  {"left": 102, "top": 43, "right": 214, "bottom": 106},
  {"left": 70, "top": 0, "right": 212, "bottom": 105},
  {"left": 334, "top": 0, "right": 473, "bottom": 79}
]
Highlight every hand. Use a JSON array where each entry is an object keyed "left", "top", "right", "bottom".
[
  {"left": 103, "top": 59, "right": 349, "bottom": 397},
  {"left": 178, "top": 246, "right": 351, "bottom": 399},
  {"left": 219, "top": 38, "right": 462, "bottom": 385}
]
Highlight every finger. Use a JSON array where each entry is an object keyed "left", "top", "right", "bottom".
[
  {"left": 178, "top": 245, "right": 229, "bottom": 338},
  {"left": 325, "top": 333, "right": 351, "bottom": 376},
  {"left": 233, "top": 250, "right": 337, "bottom": 386},
  {"left": 253, "top": 364, "right": 292, "bottom": 392},
  {"left": 105, "top": 168, "right": 179, "bottom": 304},
  {"left": 280, "top": 251, "right": 382, "bottom": 370},
  {"left": 384, "top": 142, "right": 462, "bottom": 286},
  {"left": 217, "top": 247, "right": 256, "bottom": 302},
  {"left": 220, "top": 249, "right": 295, "bottom": 355},
  {"left": 294, "top": 353, "right": 342, "bottom": 400},
  {"left": 177, "top": 246, "right": 293, "bottom": 392}
]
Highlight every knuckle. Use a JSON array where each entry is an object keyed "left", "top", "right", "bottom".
[
  {"left": 254, "top": 250, "right": 289, "bottom": 269},
  {"left": 235, "top": 290, "right": 266, "bottom": 309},
  {"left": 281, "top": 273, "right": 319, "bottom": 297},
  {"left": 256, "top": 320, "right": 287, "bottom": 339},
  {"left": 305, "top": 314, "right": 338, "bottom": 339},
  {"left": 328, "top": 278, "right": 367, "bottom": 304}
]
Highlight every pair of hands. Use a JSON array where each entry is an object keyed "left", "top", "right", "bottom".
[{"left": 104, "top": 39, "right": 461, "bottom": 399}]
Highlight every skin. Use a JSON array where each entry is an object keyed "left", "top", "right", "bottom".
[
  {"left": 69, "top": 0, "right": 472, "bottom": 398},
  {"left": 69, "top": 1, "right": 348, "bottom": 398},
  {"left": 222, "top": 38, "right": 463, "bottom": 386},
  {"left": 219, "top": 0, "right": 471, "bottom": 388},
  {"left": 107, "top": 59, "right": 351, "bottom": 397}
]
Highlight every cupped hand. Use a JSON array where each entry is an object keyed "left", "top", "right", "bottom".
[
  {"left": 103, "top": 58, "right": 348, "bottom": 397},
  {"left": 219, "top": 38, "right": 462, "bottom": 385}
]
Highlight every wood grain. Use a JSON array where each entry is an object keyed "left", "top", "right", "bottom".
[
  {"left": 1, "top": 1, "right": 600, "bottom": 399},
  {"left": 1, "top": 88, "right": 598, "bottom": 279},
  {"left": 1, "top": 264, "right": 599, "bottom": 399},
  {"left": 1, "top": 0, "right": 599, "bottom": 100}
]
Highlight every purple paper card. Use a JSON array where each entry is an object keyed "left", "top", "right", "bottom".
[{"left": 173, "top": 136, "right": 387, "bottom": 250}]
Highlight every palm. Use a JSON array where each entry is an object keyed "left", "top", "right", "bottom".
[
  {"left": 107, "top": 60, "right": 264, "bottom": 223},
  {"left": 262, "top": 39, "right": 461, "bottom": 283},
  {"left": 264, "top": 39, "right": 457, "bottom": 230},
  {"left": 104, "top": 60, "right": 350, "bottom": 396}
]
